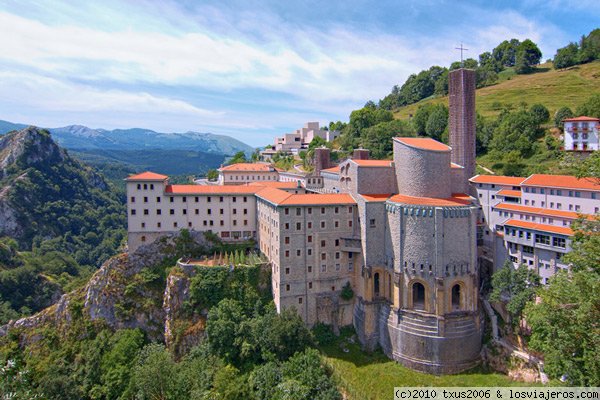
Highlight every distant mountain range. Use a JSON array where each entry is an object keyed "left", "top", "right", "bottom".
[{"left": 0, "top": 120, "right": 254, "bottom": 155}]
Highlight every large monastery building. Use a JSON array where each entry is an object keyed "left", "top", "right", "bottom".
[{"left": 124, "top": 67, "right": 600, "bottom": 375}]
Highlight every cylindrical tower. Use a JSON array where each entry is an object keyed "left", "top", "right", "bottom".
[{"left": 393, "top": 137, "right": 452, "bottom": 198}]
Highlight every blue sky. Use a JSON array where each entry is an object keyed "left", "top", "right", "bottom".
[{"left": 0, "top": 0, "right": 598, "bottom": 146}]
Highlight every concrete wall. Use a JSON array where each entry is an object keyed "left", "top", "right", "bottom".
[{"left": 393, "top": 140, "right": 451, "bottom": 198}]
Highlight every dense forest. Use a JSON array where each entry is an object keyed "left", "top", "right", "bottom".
[
  {"left": 0, "top": 127, "right": 126, "bottom": 324},
  {"left": 0, "top": 232, "right": 341, "bottom": 399}
]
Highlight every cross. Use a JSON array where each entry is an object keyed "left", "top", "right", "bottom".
[{"left": 455, "top": 43, "right": 468, "bottom": 67}]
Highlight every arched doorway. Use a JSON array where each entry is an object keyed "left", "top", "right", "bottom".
[
  {"left": 451, "top": 284, "right": 462, "bottom": 311},
  {"left": 374, "top": 272, "right": 380, "bottom": 298},
  {"left": 412, "top": 282, "right": 425, "bottom": 310}
]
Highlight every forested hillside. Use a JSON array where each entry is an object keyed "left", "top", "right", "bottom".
[{"left": 0, "top": 127, "right": 126, "bottom": 323}]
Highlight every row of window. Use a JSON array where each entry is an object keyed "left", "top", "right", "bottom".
[
  {"left": 136, "top": 183, "right": 155, "bottom": 190},
  {"left": 131, "top": 208, "right": 249, "bottom": 216},
  {"left": 225, "top": 174, "right": 275, "bottom": 181},
  {"left": 505, "top": 228, "right": 566, "bottom": 248},
  {"left": 131, "top": 195, "right": 249, "bottom": 203},
  {"left": 281, "top": 220, "right": 351, "bottom": 230},
  {"left": 138, "top": 219, "right": 251, "bottom": 229},
  {"left": 283, "top": 206, "right": 353, "bottom": 216},
  {"left": 507, "top": 242, "right": 563, "bottom": 259}
]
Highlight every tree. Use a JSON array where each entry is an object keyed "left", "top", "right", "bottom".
[
  {"left": 228, "top": 151, "right": 247, "bottom": 165},
  {"left": 575, "top": 93, "right": 600, "bottom": 119},
  {"left": 131, "top": 343, "right": 182, "bottom": 400},
  {"left": 206, "top": 298, "right": 249, "bottom": 365},
  {"left": 493, "top": 39, "right": 521, "bottom": 67},
  {"left": 450, "top": 58, "right": 478, "bottom": 70},
  {"left": 425, "top": 104, "right": 449, "bottom": 141},
  {"left": 361, "top": 120, "right": 413, "bottom": 159},
  {"left": 578, "top": 28, "right": 600, "bottom": 64},
  {"left": 206, "top": 169, "right": 219, "bottom": 181},
  {"left": 554, "top": 106, "right": 574, "bottom": 129},
  {"left": 529, "top": 104, "right": 550, "bottom": 126},
  {"left": 515, "top": 39, "right": 542, "bottom": 74},
  {"left": 490, "top": 261, "right": 540, "bottom": 326},
  {"left": 412, "top": 103, "right": 435, "bottom": 135},
  {"left": 553, "top": 42, "right": 579, "bottom": 69},
  {"left": 490, "top": 109, "right": 542, "bottom": 157}
]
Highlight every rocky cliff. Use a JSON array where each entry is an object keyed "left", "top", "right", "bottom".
[{"left": 1, "top": 231, "right": 211, "bottom": 355}]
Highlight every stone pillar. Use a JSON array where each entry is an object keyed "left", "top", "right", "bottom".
[
  {"left": 353, "top": 148, "right": 370, "bottom": 160},
  {"left": 314, "top": 147, "right": 330, "bottom": 176},
  {"left": 449, "top": 68, "right": 476, "bottom": 192}
]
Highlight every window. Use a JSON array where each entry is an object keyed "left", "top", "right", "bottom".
[
  {"left": 335, "top": 252, "right": 340, "bottom": 259},
  {"left": 137, "top": 184, "right": 141, "bottom": 190},
  {"left": 321, "top": 207, "right": 325, "bottom": 214},
  {"left": 412, "top": 282, "right": 425, "bottom": 310},
  {"left": 182, "top": 196, "right": 186, "bottom": 203},
  {"left": 195, "top": 209, "right": 199, "bottom": 215},
  {"left": 285, "top": 250, "right": 290, "bottom": 257},
  {"left": 335, "top": 263, "right": 341, "bottom": 271},
  {"left": 285, "top": 267, "right": 290, "bottom": 274},
  {"left": 307, "top": 248, "right": 312, "bottom": 256},
  {"left": 553, "top": 237, "right": 566, "bottom": 248},
  {"left": 243, "top": 196, "right": 247, "bottom": 202},
  {"left": 157, "top": 222, "right": 161, "bottom": 228},
  {"left": 220, "top": 220, "right": 224, "bottom": 226},
  {"left": 369, "top": 219, "right": 376, "bottom": 228},
  {"left": 170, "top": 197, "right": 174, "bottom": 203},
  {"left": 244, "top": 208, "right": 248, "bottom": 215},
  {"left": 220, "top": 209, "right": 224, "bottom": 215},
  {"left": 141, "top": 235, "right": 146, "bottom": 242},
  {"left": 308, "top": 266, "right": 312, "bottom": 273},
  {"left": 182, "top": 209, "right": 187, "bottom": 215},
  {"left": 207, "top": 197, "right": 211, "bottom": 203},
  {"left": 321, "top": 264, "right": 327, "bottom": 272},
  {"left": 335, "top": 239, "right": 339, "bottom": 246},
  {"left": 174, "top": 222, "right": 178, "bottom": 228},
  {"left": 348, "top": 220, "right": 353, "bottom": 227},
  {"left": 285, "top": 236, "right": 290, "bottom": 244},
  {"left": 143, "top": 184, "right": 148, "bottom": 190},
  {"left": 557, "top": 203, "right": 562, "bottom": 210},
  {"left": 557, "top": 190, "right": 562, "bottom": 196},
  {"left": 207, "top": 209, "right": 212, "bottom": 215},
  {"left": 296, "top": 249, "right": 301, "bottom": 256},
  {"left": 144, "top": 209, "right": 149, "bottom": 215},
  {"left": 335, "top": 207, "right": 339, "bottom": 214},
  {"left": 321, "top": 240, "right": 326, "bottom": 247},
  {"left": 285, "top": 223, "right": 290, "bottom": 229},
  {"left": 219, "top": 196, "right": 224, "bottom": 202},
  {"left": 131, "top": 196, "right": 136, "bottom": 203},
  {"left": 170, "top": 209, "right": 175, "bottom": 215},
  {"left": 522, "top": 245, "right": 534, "bottom": 254},
  {"left": 321, "top": 221, "right": 326, "bottom": 229},
  {"left": 308, "top": 282, "right": 312, "bottom": 289},
  {"left": 535, "top": 234, "right": 550, "bottom": 245},
  {"left": 285, "top": 208, "right": 289, "bottom": 215},
  {"left": 156, "top": 197, "right": 161, "bottom": 203},
  {"left": 321, "top": 253, "right": 326, "bottom": 260},
  {"left": 307, "top": 222, "right": 312, "bottom": 229},
  {"left": 286, "top": 284, "right": 290, "bottom": 291},
  {"left": 307, "top": 235, "right": 312, "bottom": 243},
  {"left": 232, "top": 197, "right": 236, "bottom": 203},
  {"left": 141, "top": 222, "right": 145, "bottom": 228},
  {"left": 296, "top": 208, "right": 301, "bottom": 216},
  {"left": 298, "top": 297, "right": 303, "bottom": 304},
  {"left": 296, "top": 222, "right": 301, "bottom": 230}
]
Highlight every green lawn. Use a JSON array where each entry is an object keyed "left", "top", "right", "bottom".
[
  {"left": 393, "top": 61, "right": 600, "bottom": 121},
  {"left": 319, "top": 330, "right": 529, "bottom": 400}
]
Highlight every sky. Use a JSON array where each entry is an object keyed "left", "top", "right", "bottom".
[{"left": 0, "top": 0, "right": 598, "bottom": 147}]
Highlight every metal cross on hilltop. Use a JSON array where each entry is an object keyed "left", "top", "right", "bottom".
[{"left": 455, "top": 43, "right": 468, "bottom": 67}]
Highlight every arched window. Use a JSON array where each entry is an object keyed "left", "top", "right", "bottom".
[
  {"left": 412, "top": 282, "right": 425, "bottom": 310},
  {"left": 374, "top": 272, "right": 380, "bottom": 297},
  {"left": 452, "top": 284, "right": 462, "bottom": 311}
]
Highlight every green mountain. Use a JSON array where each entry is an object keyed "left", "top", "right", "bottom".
[{"left": 0, "top": 126, "right": 126, "bottom": 323}]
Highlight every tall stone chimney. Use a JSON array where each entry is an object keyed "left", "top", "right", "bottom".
[
  {"left": 448, "top": 68, "right": 476, "bottom": 186},
  {"left": 314, "top": 147, "right": 330, "bottom": 175},
  {"left": 353, "top": 148, "right": 370, "bottom": 160}
]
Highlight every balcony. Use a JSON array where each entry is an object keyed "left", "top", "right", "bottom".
[{"left": 341, "top": 237, "right": 362, "bottom": 253}]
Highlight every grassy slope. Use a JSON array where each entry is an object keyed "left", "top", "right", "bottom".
[
  {"left": 319, "top": 332, "right": 530, "bottom": 400},
  {"left": 393, "top": 61, "right": 600, "bottom": 121}
]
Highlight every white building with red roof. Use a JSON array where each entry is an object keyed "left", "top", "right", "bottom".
[
  {"left": 563, "top": 116, "right": 599, "bottom": 152},
  {"left": 470, "top": 173, "right": 600, "bottom": 284}
]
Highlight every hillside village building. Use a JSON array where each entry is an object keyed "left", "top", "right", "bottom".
[
  {"left": 261, "top": 122, "right": 340, "bottom": 160},
  {"left": 562, "top": 116, "right": 599, "bottom": 152},
  {"left": 472, "top": 173, "right": 600, "bottom": 284},
  {"left": 217, "top": 163, "right": 281, "bottom": 185}
]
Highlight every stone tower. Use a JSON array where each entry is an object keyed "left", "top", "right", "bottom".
[
  {"left": 448, "top": 68, "right": 476, "bottom": 188},
  {"left": 353, "top": 148, "right": 370, "bottom": 160},
  {"left": 314, "top": 147, "right": 331, "bottom": 175}
]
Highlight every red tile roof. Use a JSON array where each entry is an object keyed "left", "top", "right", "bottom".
[
  {"left": 504, "top": 219, "right": 573, "bottom": 236},
  {"left": 219, "top": 163, "right": 278, "bottom": 172},
  {"left": 394, "top": 137, "right": 451, "bottom": 152},
  {"left": 470, "top": 175, "right": 525, "bottom": 186},
  {"left": 451, "top": 162, "right": 463, "bottom": 169},
  {"left": 126, "top": 171, "right": 169, "bottom": 181},
  {"left": 521, "top": 174, "right": 600, "bottom": 191},
  {"left": 494, "top": 203, "right": 593, "bottom": 220},
  {"left": 321, "top": 165, "right": 341, "bottom": 174},
  {"left": 360, "top": 194, "right": 392, "bottom": 202},
  {"left": 388, "top": 193, "right": 472, "bottom": 207},
  {"left": 350, "top": 159, "right": 393, "bottom": 167},
  {"left": 165, "top": 185, "right": 260, "bottom": 195},
  {"left": 563, "top": 116, "right": 600, "bottom": 122},
  {"left": 256, "top": 187, "right": 356, "bottom": 206},
  {"left": 496, "top": 189, "right": 522, "bottom": 197}
]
